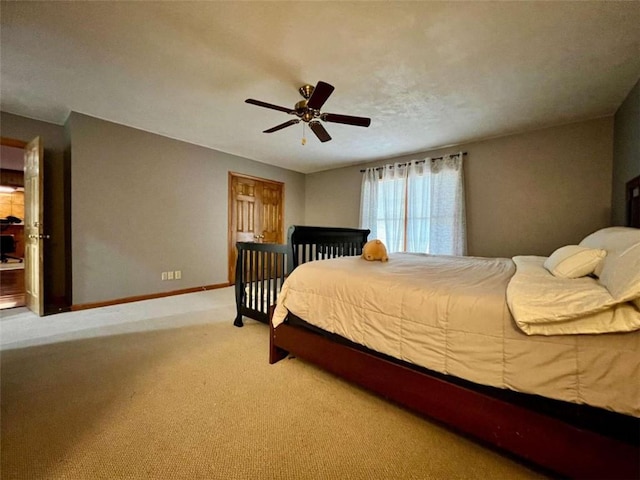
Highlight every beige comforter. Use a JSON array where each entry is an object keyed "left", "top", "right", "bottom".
[
  {"left": 507, "top": 256, "right": 640, "bottom": 335},
  {"left": 272, "top": 253, "right": 640, "bottom": 417}
]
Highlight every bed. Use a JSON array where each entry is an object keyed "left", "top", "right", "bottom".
[
  {"left": 268, "top": 224, "right": 640, "bottom": 479},
  {"left": 233, "top": 225, "right": 370, "bottom": 327}
]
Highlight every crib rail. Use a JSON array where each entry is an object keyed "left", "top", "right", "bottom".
[
  {"left": 234, "top": 242, "right": 289, "bottom": 327},
  {"left": 234, "top": 226, "right": 370, "bottom": 327}
]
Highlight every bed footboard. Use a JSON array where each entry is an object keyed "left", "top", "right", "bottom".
[{"left": 270, "top": 320, "right": 639, "bottom": 479}]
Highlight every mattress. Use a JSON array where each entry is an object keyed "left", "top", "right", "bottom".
[{"left": 272, "top": 253, "right": 640, "bottom": 417}]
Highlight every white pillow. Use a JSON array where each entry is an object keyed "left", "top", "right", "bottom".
[
  {"left": 579, "top": 227, "right": 640, "bottom": 277},
  {"left": 543, "top": 245, "right": 606, "bottom": 279},
  {"left": 598, "top": 242, "right": 640, "bottom": 301}
]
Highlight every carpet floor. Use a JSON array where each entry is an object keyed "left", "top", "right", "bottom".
[{"left": 1, "top": 312, "right": 546, "bottom": 479}]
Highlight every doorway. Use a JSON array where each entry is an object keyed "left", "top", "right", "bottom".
[
  {"left": 0, "top": 139, "right": 27, "bottom": 309},
  {"left": 228, "top": 172, "right": 284, "bottom": 284},
  {"left": 1, "top": 136, "right": 45, "bottom": 315}
]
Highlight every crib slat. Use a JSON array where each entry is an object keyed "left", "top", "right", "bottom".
[
  {"left": 235, "top": 227, "right": 369, "bottom": 327},
  {"left": 261, "top": 249, "right": 267, "bottom": 314},
  {"left": 251, "top": 250, "right": 256, "bottom": 310}
]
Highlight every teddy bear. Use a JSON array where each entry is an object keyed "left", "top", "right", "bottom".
[{"left": 362, "top": 239, "right": 389, "bottom": 262}]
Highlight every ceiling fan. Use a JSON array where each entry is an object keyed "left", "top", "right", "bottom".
[{"left": 245, "top": 81, "right": 371, "bottom": 143}]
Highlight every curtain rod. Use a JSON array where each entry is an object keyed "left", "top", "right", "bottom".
[{"left": 359, "top": 152, "right": 467, "bottom": 173}]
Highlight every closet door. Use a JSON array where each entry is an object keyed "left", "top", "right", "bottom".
[
  {"left": 228, "top": 173, "right": 284, "bottom": 283},
  {"left": 260, "top": 182, "right": 283, "bottom": 244}
]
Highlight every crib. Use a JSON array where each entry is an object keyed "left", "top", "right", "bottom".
[{"left": 233, "top": 225, "right": 370, "bottom": 327}]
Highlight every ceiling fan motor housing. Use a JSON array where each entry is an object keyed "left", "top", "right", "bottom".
[{"left": 295, "top": 100, "right": 319, "bottom": 122}]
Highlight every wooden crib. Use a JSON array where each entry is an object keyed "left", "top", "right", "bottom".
[{"left": 233, "top": 225, "right": 370, "bottom": 327}]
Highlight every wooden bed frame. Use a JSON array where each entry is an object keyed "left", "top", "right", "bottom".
[
  {"left": 234, "top": 225, "right": 370, "bottom": 327},
  {"left": 268, "top": 226, "right": 640, "bottom": 479}
]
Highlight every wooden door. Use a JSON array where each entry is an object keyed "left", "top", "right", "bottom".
[
  {"left": 261, "top": 182, "right": 283, "bottom": 243},
  {"left": 228, "top": 173, "right": 284, "bottom": 283},
  {"left": 24, "top": 136, "right": 45, "bottom": 316}
]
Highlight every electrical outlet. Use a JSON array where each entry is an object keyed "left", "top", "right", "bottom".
[
  {"left": 175, "top": 270, "right": 182, "bottom": 280},
  {"left": 167, "top": 271, "right": 174, "bottom": 280},
  {"left": 161, "top": 272, "right": 168, "bottom": 281}
]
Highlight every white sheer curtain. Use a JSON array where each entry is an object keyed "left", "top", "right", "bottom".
[
  {"left": 408, "top": 154, "right": 466, "bottom": 255},
  {"left": 405, "top": 161, "right": 430, "bottom": 253},
  {"left": 360, "top": 153, "right": 466, "bottom": 255},
  {"left": 359, "top": 167, "right": 379, "bottom": 239},
  {"left": 360, "top": 163, "right": 407, "bottom": 252},
  {"left": 379, "top": 163, "right": 407, "bottom": 253}
]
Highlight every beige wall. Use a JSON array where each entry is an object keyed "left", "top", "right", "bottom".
[
  {"left": 69, "top": 113, "right": 305, "bottom": 305},
  {"left": 612, "top": 78, "right": 640, "bottom": 225},
  {"left": 305, "top": 117, "right": 613, "bottom": 258},
  {"left": 0, "top": 110, "right": 619, "bottom": 308}
]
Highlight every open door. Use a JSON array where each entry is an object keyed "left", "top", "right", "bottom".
[{"left": 24, "top": 137, "right": 45, "bottom": 316}]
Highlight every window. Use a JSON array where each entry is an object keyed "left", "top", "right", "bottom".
[{"left": 359, "top": 153, "right": 466, "bottom": 256}]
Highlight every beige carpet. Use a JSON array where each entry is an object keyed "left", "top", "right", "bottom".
[{"left": 1, "top": 320, "right": 546, "bottom": 479}]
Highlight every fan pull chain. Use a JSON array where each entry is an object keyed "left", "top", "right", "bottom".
[{"left": 301, "top": 123, "right": 307, "bottom": 146}]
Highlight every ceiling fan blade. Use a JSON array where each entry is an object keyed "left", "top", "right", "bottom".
[
  {"left": 306, "top": 81, "right": 335, "bottom": 110},
  {"left": 263, "top": 119, "right": 300, "bottom": 133},
  {"left": 245, "top": 98, "right": 293, "bottom": 114},
  {"left": 308, "top": 121, "right": 332, "bottom": 143},
  {"left": 322, "top": 113, "right": 371, "bottom": 127}
]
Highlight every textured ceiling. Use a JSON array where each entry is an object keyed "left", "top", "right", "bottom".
[{"left": 1, "top": 1, "right": 639, "bottom": 174}]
